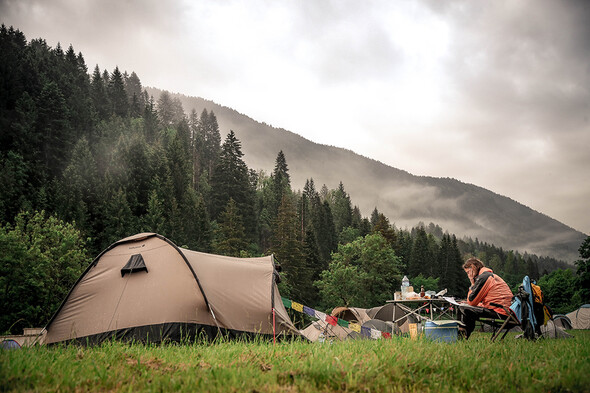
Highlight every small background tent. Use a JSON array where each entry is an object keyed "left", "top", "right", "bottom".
[
  {"left": 44, "top": 233, "right": 298, "bottom": 345},
  {"left": 552, "top": 315, "right": 573, "bottom": 330},
  {"left": 566, "top": 304, "right": 590, "bottom": 329}
]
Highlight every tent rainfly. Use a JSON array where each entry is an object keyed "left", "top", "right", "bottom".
[
  {"left": 44, "top": 233, "right": 299, "bottom": 345},
  {"left": 565, "top": 304, "right": 590, "bottom": 330}
]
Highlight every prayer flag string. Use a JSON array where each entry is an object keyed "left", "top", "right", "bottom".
[{"left": 281, "top": 297, "right": 391, "bottom": 340}]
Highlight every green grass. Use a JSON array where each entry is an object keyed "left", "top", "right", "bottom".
[{"left": 2, "top": 331, "right": 590, "bottom": 393}]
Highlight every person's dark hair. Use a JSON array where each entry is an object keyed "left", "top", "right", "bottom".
[{"left": 463, "top": 257, "right": 484, "bottom": 275}]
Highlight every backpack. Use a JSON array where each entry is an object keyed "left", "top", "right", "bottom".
[{"left": 531, "top": 282, "right": 553, "bottom": 326}]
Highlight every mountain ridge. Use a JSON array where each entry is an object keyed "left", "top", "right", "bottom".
[{"left": 146, "top": 87, "right": 586, "bottom": 263}]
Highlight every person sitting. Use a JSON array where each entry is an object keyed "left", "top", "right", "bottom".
[{"left": 457, "top": 257, "right": 513, "bottom": 339}]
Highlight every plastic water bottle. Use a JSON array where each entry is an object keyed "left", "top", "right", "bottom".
[{"left": 402, "top": 276, "right": 410, "bottom": 287}]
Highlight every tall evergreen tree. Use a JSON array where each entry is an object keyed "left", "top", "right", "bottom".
[
  {"left": 157, "top": 91, "right": 185, "bottom": 127},
  {"left": 451, "top": 235, "right": 469, "bottom": 295},
  {"left": 331, "top": 182, "right": 353, "bottom": 235},
  {"left": 213, "top": 198, "right": 247, "bottom": 257},
  {"left": 0, "top": 152, "right": 31, "bottom": 223},
  {"left": 210, "top": 131, "right": 256, "bottom": 239},
  {"left": 179, "top": 187, "right": 211, "bottom": 252},
  {"left": 371, "top": 212, "right": 396, "bottom": 246},
  {"left": 142, "top": 94, "right": 159, "bottom": 141},
  {"left": 143, "top": 189, "right": 166, "bottom": 235},
  {"left": 108, "top": 67, "right": 128, "bottom": 118},
  {"left": 58, "top": 137, "right": 99, "bottom": 233},
  {"left": 408, "top": 226, "right": 434, "bottom": 278},
  {"left": 271, "top": 150, "right": 291, "bottom": 218},
  {"left": 302, "top": 227, "right": 322, "bottom": 306},
  {"left": 201, "top": 109, "right": 221, "bottom": 180},
  {"left": 91, "top": 65, "right": 111, "bottom": 120},
  {"left": 36, "top": 80, "right": 71, "bottom": 178},
  {"left": 435, "top": 234, "right": 452, "bottom": 290},
  {"left": 272, "top": 194, "right": 306, "bottom": 301},
  {"left": 124, "top": 71, "right": 143, "bottom": 117}
]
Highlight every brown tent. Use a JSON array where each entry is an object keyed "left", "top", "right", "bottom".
[{"left": 44, "top": 233, "right": 298, "bottom": 345}]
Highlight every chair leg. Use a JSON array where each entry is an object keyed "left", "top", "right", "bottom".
[{"left": 491, "top": 314, "right": 519, "bottom": 342}]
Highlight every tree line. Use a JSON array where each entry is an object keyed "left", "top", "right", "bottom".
[{"left": 1, "top": 26, "right": 588, "bottom": 333}]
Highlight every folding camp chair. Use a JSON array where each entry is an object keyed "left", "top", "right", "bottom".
[{"left": 487, "top": 302, "right": 521, "bottom": 342}]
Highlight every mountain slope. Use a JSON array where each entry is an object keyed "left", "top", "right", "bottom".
[{"left": 148, "top": 88, "right": 587, "bottom": 262}]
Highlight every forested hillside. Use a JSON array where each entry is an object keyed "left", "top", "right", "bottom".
[
  {"left": 145, "top": 90, "right": 587, "bottom": 263},
  {"left": 1, "top": 26, "right": 588, "bottom": 334}
]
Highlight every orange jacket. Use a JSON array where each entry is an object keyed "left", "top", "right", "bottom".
[{"left": 467, "top": 267, "right": 513, "bottom": 315}]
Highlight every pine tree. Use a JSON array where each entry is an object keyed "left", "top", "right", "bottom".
[
  {"left": 166, "top": 132, "right": 192, "bottom": 204},
  {"left": 371, "top": 212, "right": 396, "bottom": 246},
  {"left": 302, "top": 227, "right": 322, "bottom": 306},
  {"left": 314, "top": 200, "right": 337, "bottom": 270},
  {"left": 331, "top": 182, "right": 353, "bottom": 235},
  {"left": 91, "top": 65, "right": 110, "bottom": 120},
  {"left": 99, "top": 187, "right": 137, "bottom": 249},
  {"left": 210, "top": 131, "right": 256, "bottom": 239},
  {"left": 143, "top": 190, "right": 166, "bottom": 234},
  {"left": 271, "top": 150, "right": 291, "bottom": 217},
  {"left": 142, "top": 94, "right": 159, "bottom": 141},
  {"left": 370, "top": 207, "right": 380, "bottom": 228},
  {"left": 451, "top": 235, "right": 469, "bottom": 295},
  {"left": 179, "top": 187, "right": 211, "bottom": 252},
  {"left": 36, "top": 80, "right": 71, "bottom": 178},
  {"left": 272, "top": 194, "right": 306, "bottom": 301},
  {"left": 58, "top": 137, "right": 99, "bottom": 233},
  {"left": 108, "top": 67, "right": 128, "bottom": 118},
  {"left": 408, "top": 226, "right": 434, "bottom": 278},
  {"left": 213, "top": 198, "right": 247, "bottom": 257},
  {"left": 436, "top": 234, "right": 452, "bottom": 290},
  {"left": 124, "top": 71, "right": 143, "bottom": 117},
  {"left": 201, "top": 109, "right": 221, "bottom": 180},
  {"left": 122, "top": 135, "right": 152, "bottom": 217},
  {"left": 0, "top": 152, "right": 31, "bottom": 223}
]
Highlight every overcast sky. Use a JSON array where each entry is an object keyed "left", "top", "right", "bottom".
[{"left": 2, "top": 0, "right": 589, "bottom": 235}]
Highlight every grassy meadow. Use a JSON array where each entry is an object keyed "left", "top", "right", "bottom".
[{"left": 2, "top": 331, "right": 589, "bottom": 393}]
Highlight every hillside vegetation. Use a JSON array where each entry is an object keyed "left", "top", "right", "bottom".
[{"left": 154, "top": 89, "right": 587, "bottom": 263}]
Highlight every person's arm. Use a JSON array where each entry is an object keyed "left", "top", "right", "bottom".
[{"left": 467, "top": 271, "right": 493, "bottom": 306}]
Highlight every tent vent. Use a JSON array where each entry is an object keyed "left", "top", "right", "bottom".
[{"left": 121, "top": 254, "right": 148, "bottom": 276}]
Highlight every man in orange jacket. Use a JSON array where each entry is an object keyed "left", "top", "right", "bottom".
[{"left": 457, "top": 257, "right": 514, "bottom": 339}]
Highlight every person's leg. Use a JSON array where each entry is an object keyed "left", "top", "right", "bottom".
[
  {"left": 458, "top": 307, "right": 477, "bottom": 338},
  {"left": 458, "top": 306, "right": 501, "bottom": 339}
]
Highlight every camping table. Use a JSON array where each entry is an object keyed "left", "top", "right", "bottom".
[{"left": 386, "top": 298, "right": 457, "bottom": 323}]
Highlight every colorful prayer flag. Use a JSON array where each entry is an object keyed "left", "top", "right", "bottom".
[
  {"left": 282, "top": 297, "right": 291, "bottom": 309},
  {"left": 349, "top": 323, "right": 361, "bottom": 333},
  {"left": 382, "top": 332, "right": 391, "bottom": 339},
  {"left": 303, "top": 306, "right": 316, "bottom": 317},
  {"left": 361, "top": 326, "right": 371, "bottom": 337},
  {"left": 337, "top": 318, "right": 349, "bottom": 328},
  {"left": 370, "top": 329, "right": 381, "bottom": 340},
  {"left": 315, "top": 311, "right": 327, "bottom": 322},
  {"left": 291, "top": 302, "right": 303, "bottom": 312},
  {"left": 326, "top": 315, "right": 338, "bottom": 326}
]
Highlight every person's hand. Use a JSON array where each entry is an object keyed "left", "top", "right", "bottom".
[{"left": 466, "top": 267, "right": 476, "bottom": 284}]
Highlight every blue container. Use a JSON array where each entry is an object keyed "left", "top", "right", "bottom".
[{"left": 424, "top": 320, "right": 458, "bottom": 343}]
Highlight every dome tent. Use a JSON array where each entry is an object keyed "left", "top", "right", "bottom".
[
  {"left": 44, "top": 233, "right": 298, "bottom": 345},
  {"left": 565, "top": 304, "right": 590, "bottom": 330}
]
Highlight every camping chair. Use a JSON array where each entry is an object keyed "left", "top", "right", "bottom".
[{"left": 487, "top": 302, "right": 521, "bottom": 342}]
